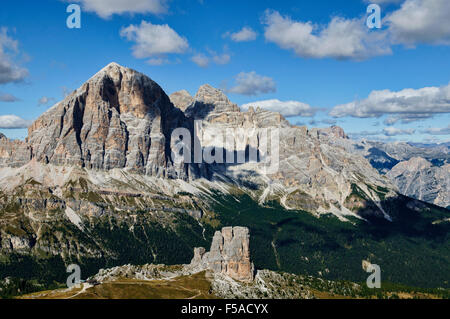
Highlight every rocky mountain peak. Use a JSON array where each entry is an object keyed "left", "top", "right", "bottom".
[
  {"left": 195, "top": 84, "right": 227, "bottom": 102},
  {"left": 22, "top": 62, "right": 187, "bottom": 177},
  {"left": 387, "top": 157, "right": 449, "bottom": 208},
  {"left": 395, "top": 157, "right": 432, "bottom": 171},
  {"left": 169, "top": 90, "right": 194, "bottom": 112},
  {"left": 185, "top": 84, "right": 240, "bottom": 118},
  {"left": 315, "top": 125, "right": 348, "bottom": 139},
  {"left": 190, "top": 226, "right": 254, "bottom": 282}
]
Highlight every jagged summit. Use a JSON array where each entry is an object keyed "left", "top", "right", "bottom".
[
  {"left": 194, "top": 84, "right": 232, "bottom": 105},
  {"left": 22, "top": 62, "right": 187, "bottom": 177},
  {"left": 169, "top": 89, "right": 193, "bottom": 112},
  {"left": 189, "top": 226, "right": 254, "bottom": 282},
  {"left": 185, "top": 84, "right": 240, "bottom": 118}
]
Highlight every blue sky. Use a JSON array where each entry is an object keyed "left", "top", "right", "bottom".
[{"left": 0, "top": 0, "right": 449, "bottom": 143}]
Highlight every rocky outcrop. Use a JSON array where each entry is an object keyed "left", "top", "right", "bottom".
[
  {"left": 185, "top": 84, "right": 240, "bottom": 119},
  {"left": 315, "top": 126, "right": 348, "bottom": 139},
  {"left": 0, "top": 134, "right": 31, "bottom": 168},
  {"left": 169, "top": 90, "right": 194, "bottom": 112},
  {"left": 190, "top": 226, "right": 254, "bottom": 282},
  {"left": 387, "top": 157, "right": 450, "bottom": 209}
]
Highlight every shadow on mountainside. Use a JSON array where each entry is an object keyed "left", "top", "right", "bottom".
[{"left": 207, "top": 191, "right": 450, "bottom": 288}]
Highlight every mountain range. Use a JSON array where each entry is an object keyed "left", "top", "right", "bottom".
[{"left": 0, "top": 63, "right": 448, "bottom": 298}]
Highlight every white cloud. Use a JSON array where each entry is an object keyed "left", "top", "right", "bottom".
[
  {"left": 120, "top": 21, "right": 188, "bottom": 63},
  {"left": 386, "top": 0, "right": 450, "bottom": 45},
  {"left": 263, "top": 10, "right": 391, "bottom": 60},
  {"left": 308, "top": 118, "right": 339, "bottom": 126},
  {"left": 0, "top": 93, "right": 19, "bottom": 102},
  {"left": 226, "top": 71, "right": 276, "bottom": 96},
  {"left": 191, "top": 50, "right": 231, "bottom": 68},
  {"left": 384, "top": 116, "right": 401, "bottom": 125},
  {"left": 147, "top": 57, "right": 169, "bottom": 65},
  {"left": 423, "top": 124, "right": 450, "bottom": 135},
  {"left": 212, "top": 52, "right": 231, "bottom": 65},
  {"left": 0, "top": 28, "right": 28, "bottom": 84},
  {"left": 330, "top": 83, "right": 450, "bottom": 122},
  {"left": 0, "top": 115, "right": 32, "bottom": 129},
  {"left": 383, "top": 127, "right": 416, "bottom": 136},
  {"left": 191, "top": 53, "right": 210, "bottom": 68},
  {"left": 225, "top": 27, "right": 258, "bottom": 42},
  {"left": 260, "top": 2, "right": 450, "bottom": 61},
  {"left": 72, "top": 0, "right": 168, "bottom": 19},
  {"left": 240, "top": 99, "right": 318, "bottom": 117},
  {"left": 348, "top": 127, "right": 416, "bottom": 138}
]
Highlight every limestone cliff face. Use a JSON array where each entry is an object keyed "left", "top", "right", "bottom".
[
  {"left": 26, "top": 63, "right": 187, "bottom": 178},
  {"left": 190, "top": 226, "right": 254, "bottom": 282},
  {"left": 180, "top": 84, "right": 395, "bottom": 219},
  {"left": 387, "top": 157, "right": 450, "bottom": 209},
  {"left": 0, "top": 63, "right": 399, "bottom": 220},
  {"left": 169, "top": 90, "right": 194, "bottom": 112},
  {"left": 0, "top": 133, "right": 31, "bottom": 168}
]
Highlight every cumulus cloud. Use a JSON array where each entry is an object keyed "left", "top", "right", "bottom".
[
  {"left": 260, "top": 2, "right": 450, "bottom": 61},
  {"left": 384, "top": 116, "right": 400, "bottom": 126},
  {"left": 147, "top": 57, "right": 169, "bottom": 65},
  {"left": 348, "top": 130, "right": 382, "bottom": 137},
  {"left": 224, "top": 27, "right": 258, "bottom": 42},
  {"left": 348, "top": 127, "right": 416, "bottom": 138},
  {"left": 422, "top": 124, "right": 450, "bottom": 135},
  {"left": 383, "top": 127, "right": 416, "bottom": 136},
  {"left": 0, "top": 115, "right": 32, "bottom": 129},
  {"left": 120, "top": 21, "right": 188, "bottom": 64},
  {"left": 71, "top": 0, "right": 168, "bottom": 19},
  {"left": 0, "top": 93, "right": 20, "bottom": 102},
  {"left": 330, "top": 83, "right": 450, "bottom": 122},
  {"left": 263, "top": 10, "right": 391, "bottom": 60},
  {"left": 319, "top": 118, "right": 338, "bottom": 125},
  {"left": 191, "top": 53, "right": 210, "bottom": 68},
  {"left": 240, "top": 99, "right": 318, "bottom": 117},
  {"left": 308, "top": 118, "right": 338, "bottom": 126},
  {"left": 386, "top": 0, "right": 450, "bottom": 45},
  {"left": 191, "top": 50, "right": 231, "bottom": 68},
  {"left": 212, "top": 52, "right": 231, "bottom": 65},
  {"left": 225, "top": 71, "right": 276, "bottom": 96},
  {"left": 0, "top": 28, "right": 28, "bottom": 85}
]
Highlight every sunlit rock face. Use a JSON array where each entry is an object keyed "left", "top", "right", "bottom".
[
  {"left": 387, "top": 157, "right": 450, "bottom": 209},
  {"left": 26, "top": 62, "right": 187, "bottom": 178},
  {"left": 0, "top": 133, "right": 31, "bottom": 168},
  {"left": 0, "top": 63, "right": 399, "bottom": 219},
  {"left": 190, "top": 226, "right": 254, "bottom": 282},
  {"left": 169, "top": 90, "right": 194, "bottom": 112}
]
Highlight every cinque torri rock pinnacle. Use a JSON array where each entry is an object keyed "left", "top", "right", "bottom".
[{"left": 190, "top": 226, "right": 255, "bottom": 282}]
